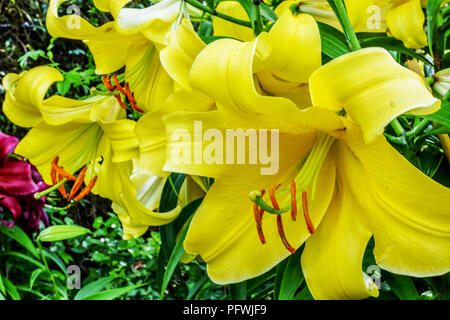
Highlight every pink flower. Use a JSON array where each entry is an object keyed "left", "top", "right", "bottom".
[{"left": 0, "top": 131, "right": 49, "bottom": 233}]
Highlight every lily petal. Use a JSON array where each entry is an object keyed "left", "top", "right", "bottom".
[
  {"left": 386, "top": 0, "right": 427, "bottom": 49},
  {"left": 183, "top": 133, "right": 336, "bottom": 283},
  {"left": 15, "top": 122, "right": 104, "bottom": 184},
  {"left": 212, "top": 1, "right": 255, "bottom": 41},
  {"left": 160, "top": 19, "right": 206, "bottom": 92},
  {"left": 47, "top": 0, "right": 142, "bottom": 74},
  {"left": 2, "top": 66, "right": 63, "bottom": 127},
  {"left": 125, "top": 41, "right": 173, "bottom": 113},
  {"left": 309, "top": 47, "right": 440, "bottom": 142},
  {"left": 301, "top": 160, "right": 379, "bottom": 300},
  {"left": 189, "top": 34, "right": 343, "bottom": 134},
  {"left": 0, "top": 160, "right": 38, "bottom": 195},
  {"left": 0, "top": 132, "right": 19, "bottom": 164},
  {"left": 340, "top": 120, "right": 450, "bottom": 277},
  {"left": 101, "top": 119, "right": 140, "bottom": 163}
]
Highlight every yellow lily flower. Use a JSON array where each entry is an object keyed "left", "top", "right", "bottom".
[
  {"left": 136, "top": 19, "right": 215, "bottom": 177},
  {"left": 160, "top": 11, "right": 448, "bottom": 299},
  {"left": 46, "top": 0, "right": 199, "bottom": 112},
  {"left": 1, "top": 66, "right": 184, "bottom": 238},
  {"left": 275, "top": 0, "right": 427, "bottom": 49}
]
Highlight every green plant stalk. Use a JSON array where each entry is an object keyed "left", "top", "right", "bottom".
[
  {"left": 390, "top": 118, "right": 406, "bottom": 136},
  {"left": 184, "top": 0, "right": 252, "bottom": 28},
  {"left": 252, "top": 0, "right": 264, "bottom": 36},
  {"left": 328, "top": 0, "right": 361, "bottom": 51},
  {"left": 37, "top": 240, "right": 59, "bottom": 299},
  {"left": 406, "top": 119, "right": 431, "bottom": 138}
]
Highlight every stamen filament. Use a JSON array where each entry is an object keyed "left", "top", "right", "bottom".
[
  {"left": 302, "top": 191, "right": 315, "bottom": 234},
  {"left": 276, "top": 215, "right": 296, "bottom": 254}
]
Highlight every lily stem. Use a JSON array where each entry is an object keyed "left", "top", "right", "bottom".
[
  {"left": 328, "top": 0, "right": 361, "bottom": 51},
  {"left": 183, "top": 0, "right": 252, "bottom": 28}
]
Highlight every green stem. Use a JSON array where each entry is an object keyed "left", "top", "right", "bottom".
[
  {"left": 384, "top": 133, "right": 407, "bottom": 146},
  {"left": 406, "top": 119, "right": 431, "bottom": 138},
  {"left": 390, "top": 118, "right": 406, "bottom": 136},
  {"left": 184, "top": 0, "right": 252, "bottom": 28},
  {"left": 328, "top": 0, "right": 361, "bottom": 51},
  {"left": 35, "top": 178, "right": 67, "bottom": 200},
  {"left": 252, "top": 0, "right": 264, "bottom": 36},
  {"left": 37, "top": 240, "right": 59, "bottom": 299}
]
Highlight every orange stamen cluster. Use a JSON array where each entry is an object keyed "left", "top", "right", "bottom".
[
  {"left": 253, "top": 181, "right": 315, "bottom": 255},
  {"left": 102, "top": 74, "right": 143, "bottom": 113},
  {"left": 50, "top": 156, "right": 98, "bottom": 202}
]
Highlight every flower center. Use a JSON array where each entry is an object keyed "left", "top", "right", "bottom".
[
  {"left": 101, "top": 74, "right": 143, "bottom": 113},
  {"left": 34, "top": 156, "right": 98, "bottom": 202},
  {"left": 249, "top": 132, "right": 335, "bottom": 254}
]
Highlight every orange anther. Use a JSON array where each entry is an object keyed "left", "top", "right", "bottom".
[
  {"left": 68, "top": 167, "right": 87, "bottom": 201},
  {"left": 102, "top": 75, "right": 114, "bottom": 92},
  {"left": 302, "top": 191, "right": 315, "bottom": 234},
  {"left": 112, "top": 74, "right": 127, "bottom": 95},
  {"left": 290, "top": 181, "right": 297, "bottom": 221},
  {"left": 51, "top": 157, "right": 76, "bottom": 181},
  {"left": 253, "top": 203, "right": 266, "bottom": 244},
  {"left": 57, "top": 174, "right": 68, "bottom": 199},
  {"left": 276, "top": 215, "right": 296, "bottom": 254},
  {"left": 269, "top": 184, "right": 281, "bottom": 210},
  {"left": 74, "top": 176, "right": 98, "bottom": 201}
]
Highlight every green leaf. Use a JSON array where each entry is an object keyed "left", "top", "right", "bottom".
[
  {"left": 427, "top": 0, "right": 446, "bottom": 55},
  {"left": 260, "top": 2, "right": 278, "bottom": 23},
  {"left": 0, "top": 225, "right": 39, "bottom": 258},
  {"left": 0, "top": 273, "right": 6, "bottom": 295},
  {"left": 29, "top": 269, "right": 44, "bottom": 290},
  {"left": 3, "top": 277, "right": 20, "bottom": 300},
  {"left": 229, "top": 281, "right": 247, "bottom": 300},
  {"left": 79, "top": 283, "right": 146, "bottom": 300},
  {"left": 37, "top": 225, "right": 90, "bottom": 242},
  {"left": 0, "top": 252, "right": 44, "bottom": 269},
  {"left": 423, "top": 100, "right": 450, "bottom": 126},
  {"left": 159, "top": 173, "right": 187, "bottom": 258},
  {"left": 317, "top": 22, "right": 350, "bottom": 59},
  {"left": 186, "top": 275, "right": 209, "bottom": 300},
  {"left": 160, "top": 215, "right": 194, "bottom": 299},
  {"left": 273, "top": 257, "right": 289, "bottom": 300},
  {"left": 383, "top": 272, "right": 419, "bottom": 300},
  {"left": 235, "top": 0, "right": 263, "bottom": 35},
  {"left": 278, "top": 248, "right": 304, "bottom": 300},
  {"left": 293, "top": 285, "right": 313, "bottom": 300},
  {"left": 359, "top": 36, "right": 433, "bottom": 66},
  {"left": 74, "top": 276, "right": 117, "bottom": 300}
]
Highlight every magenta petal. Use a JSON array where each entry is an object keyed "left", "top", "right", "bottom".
[
  {"left": 0, "top": 132, "right": 19, "bottom": 165},
  {"left": 0, "top": 194, "right": 22, "bottom": 221},
  {"left": 0, "top": 160, "right": 38, "bottom": 195}
]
